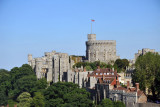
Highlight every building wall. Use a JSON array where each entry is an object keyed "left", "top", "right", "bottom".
[
  {"left": 138, "top": 93, "right": 147, "bottom": 103},
  {"left": 86, "top": 34, "right": 119, "bottom": 63},
  {"left": 109, "top": 90, "right": 137, "bottom": 103},
  {"left": 28, "top": 51, "right": 73, "bottom": 83}
]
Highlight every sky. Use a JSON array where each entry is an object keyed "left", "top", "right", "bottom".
[{"left": 0, "top": 0, "right": 160, "bottom": 70}]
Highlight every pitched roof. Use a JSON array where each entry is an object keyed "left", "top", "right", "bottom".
[{"left": 113, "top": 86, "right": 145, "bottom": 97}]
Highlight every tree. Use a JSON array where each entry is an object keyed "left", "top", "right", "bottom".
[
  {"left": 132, "top": 52, "right": 160, "bottom": 97},
  {"left": 122, "top": 59, "right": 129, "bottom": 68},
  {"left": 0, "top": 90, "right": 8, "bottom": 106},
  {"left": 100, "top": 98, "right": 113, "bottom": 107},
  {"left": 85, "top": 65, "right": 93, "bottom": 71},
  {"left": 114, "top": 59, "right": 129, "bottom": 72},
  {"left": 8, "top": 64, "right": 37, "bottom": 100},
  {"left": 33, "top": 92, "right": 45, "bottom": 107},
  {"left": 13, "top": 75, "right": 37, "bottom": 93},
  {"left": 35, "top": 78, "right": 48, "bottom": 92},
  {"left": 114, "top": 101, "right": 125, "bottom": 107},
  {"left": 0, "top": 69, "right": 9, "bottom": 83},
  {"left": 44, "top": 82, "right": 93, "bottom": 107},
  {"left": 17, "top": 92, "right": 33, "bottom": 107}
]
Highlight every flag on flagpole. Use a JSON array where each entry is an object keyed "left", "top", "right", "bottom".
[{"left": 91, "top": 19, "right": 95, "bottom": 22}]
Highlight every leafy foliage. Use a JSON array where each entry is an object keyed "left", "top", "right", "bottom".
[
  {"left": 73, "top": 61, "right": 113, "bottom": 71},
  {"left": 132, "top": 52, "right": 160, "bottom": 97},
  {"left": 17, "top": 92, "right": 33, "bottom": 107},
  {"left": 0, "top": 64, "right": 93, "bottom": 106},
  {"left": 98, "top": 98, "right": 125, "bottom": 107},
  {"left": 114, "top": 59, "right": 129, "bottom": 72},
  {"left": 0, "top": 90, "right": 8, "bottom": 106},
  {"left": 0, "top": 69, "right": 9, "bottom": 83},
  {"left": 33, "top": 92, "right": 45, "bottom": 107},
  {"left": 114, "top": 101, "right": 125, "bottom": 107},
  {"left": 100, "top": 98, "right": 114, "bottom": 107},
  {"left": 8, "top": 64, "right": 37, "bottom": 100},
  {"left": 44, "top": 82, "right": 93, "bottom": 107}
]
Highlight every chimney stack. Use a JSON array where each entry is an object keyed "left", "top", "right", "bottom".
[
  {"left": 127, "top": 81, "right": 130, "bottom": 89},
  {"left": 135, "top": 83, "right": 139, "bottom": 91},
  {"left": 112, "top": 68, "right": 114, "bottom": 71},
  {"left": 84, "top": 67, "right": 86, "bottom": 72},
  {"left": 97, "top": 66, "right": 100, "bottom": 69},
  {"left": 102, "top": 74, "right": 105, "bottom": 81}
]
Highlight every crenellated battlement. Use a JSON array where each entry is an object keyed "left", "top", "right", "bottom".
[
  {"left": 86, "top": 40, "right": 116, "bottom": 45},
  {"left": 35, "top": 58, "right": 43, "bottom": 62}
]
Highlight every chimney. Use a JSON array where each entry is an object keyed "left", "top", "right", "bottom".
[
  {"left": 84, "top": 67, "right": 86, "bottom": 72},
  {"left": 112, "top": 67, "right": 114, "bottom": 71},
  {"left": 102, "top": 74, "right": 105, "bottom": 81},
  {"left": 135, "top": 83, "right": 139, "bottom": 91},
  {"left": 127, "top": 81, "right": 130, "bottom": 89},
  {"left": 97, "top": 66, "right": 100, "bottom": 69}
]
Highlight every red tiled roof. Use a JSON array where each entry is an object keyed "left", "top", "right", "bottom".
[
  {"left": 113, "top": 87, "right": 127, "bottom": 91},
  {"left": 110, "top": 78, "right": 120, "bottom": 86},
  {"left": 137, "top": 90, "right": 144, "bottom": 96}
]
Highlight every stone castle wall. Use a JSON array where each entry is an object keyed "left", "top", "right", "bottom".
[
  {"left": 86, "top": 34, "right": 119, "bottom": 63},
  {"left": 28, "top": 51, "right": 73, "bottom": 83}
]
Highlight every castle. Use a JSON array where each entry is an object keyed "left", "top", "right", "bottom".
[
  {"left": 28, "top": 33, "right": 149, "bottom": 105},
  {"left": 86, "top": 34, "right": 119, "bottom": 63},
  {"left": 28, "top": 51, "right": 74, "bottom": 82},
  {"left": 28, "top": 34, "right": 119, "bottom": 83}
]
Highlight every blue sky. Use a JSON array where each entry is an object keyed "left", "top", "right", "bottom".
[{"left": 0, "top": 0, "right": 160, "bottom": 70}]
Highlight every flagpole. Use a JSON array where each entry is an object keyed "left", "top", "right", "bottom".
[
  {"left": 91, "top": 22, "right": 92, "bottom": 34},
  {"left": 91, "top": 19, "right": 95, "bottom": 34}
]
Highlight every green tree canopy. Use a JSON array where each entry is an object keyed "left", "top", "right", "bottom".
[
  {"left": 17, "top": 92, "right": 33, "bottom": 107},
  {"left": 114, "top": 101, "right": 125, "bottom": 107},
  {"left": 114, "top": 59, "right": 129, "bottom": 72},
  {"left": 73, "top": 61, "right": 113, "bottom": 71},
  {"left": 33, "top": 92, "right": 45, "bottom": 107},
  {"left": 0, "top": 69, "right": 9, "bottom": 83},
  {"left": 0, "top": 90, "right": 8, "bottom": 106},
  {"left": 100, "top": 98, "right": 114, "bottom": 107},
  {"left": 44, "top": 82, "right": 93, "bottom": 107},
  {"left": 6, "top": 64, "right": 37, "bottom": 100},
  {"left": 132, "top": 52, "right": 160, "bottom": 97}
]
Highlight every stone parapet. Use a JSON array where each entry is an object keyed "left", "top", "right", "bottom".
[
  {"left": 86, "top": 40, "right": 116, "bottom": 45},
  {"left": 35, "top": 58, "right": 43, "bottom": 62}
]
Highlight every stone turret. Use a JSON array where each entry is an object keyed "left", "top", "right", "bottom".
[
  {"left": 53, "top": 55, "right": 60, "bottom": 83},
  {"left": 88, "top": 34, "right": 96, "bottom": 41},
  {"left": 46, "top": 58, "right": 53, "bottom": 81},
  {"left": 28, "top": 54, "right": 32, "bottom": 66},
  {"left": 35, "top": 58, "right": 43, "bottom": 79}
]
